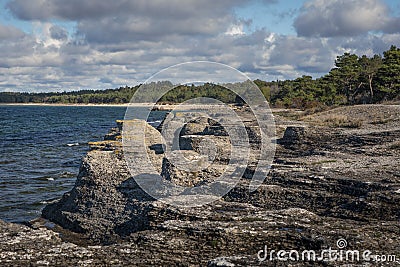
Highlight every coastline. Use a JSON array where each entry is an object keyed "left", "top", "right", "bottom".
[
  {"left": 0, "top": 104, "right": 399, "bottom": 265},
  {"left": 0, "top": 103, "right": 131, "bottom": 107},
  {"left": 0, "top": 102, "right": 245, "bottom": 110}
]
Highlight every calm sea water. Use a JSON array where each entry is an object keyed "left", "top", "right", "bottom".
[{"left": 0, "top": 105, "right": 164, "bottom": 223}]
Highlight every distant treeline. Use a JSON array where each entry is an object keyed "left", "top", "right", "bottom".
[
  {"left": 1, "top": 45, "right": 399, "bottom": 109},
  {"left": 0, "top": 87, "right": 140, "bottom": 104},
  {"left": 0, "top": 83, "right": 237, "bottom": 104}
]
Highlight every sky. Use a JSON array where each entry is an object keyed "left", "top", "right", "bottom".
[{"left": 0, "top": 0, "right": 399, "bottom": 92}]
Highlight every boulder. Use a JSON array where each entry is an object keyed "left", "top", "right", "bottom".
[
  {"left": 160, "top": 150, "right": 226, "bottom": 187},
  {"left": 180, "top": 117, "right": 209, "bottom": 135},
  {"left": 42, "top": 120, "right": 167, "bottom": 242},
  {"left": 279, "top": 126, "right": 307, "bottom": 148}
]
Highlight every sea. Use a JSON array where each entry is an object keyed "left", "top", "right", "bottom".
[{"left": 0, "top": 105, "right": 165, "bottom": 223}]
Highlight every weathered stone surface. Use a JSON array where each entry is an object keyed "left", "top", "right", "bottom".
[
  {"left": 161, "top": 150, "right": 227, "bottom": 187},
  {"left": 88, "top": 140, "right": 122, "bottom": 151},
  {"left": 179, "top": 135, "right": 231, "bottom": 162},
  {"left": 180, "top": 116, "right": 210, "bottom": 135},
  {"left": 42, "top": 120, "right": 168, "bottom": 242},
  {"left": 278, "top": 126, "right": 307, "bottom": 148},
  {"left": 103, "top": 127, "right": 120, "bottom": 141},
  {"left": 1, "top": 105, "right": 399, "bottom": 266}
]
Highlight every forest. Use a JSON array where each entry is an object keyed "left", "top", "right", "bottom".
[{"left": 1, "top": 45, "right": 399, "bottom": 109}]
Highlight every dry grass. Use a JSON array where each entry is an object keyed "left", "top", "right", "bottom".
[
  {"left": 302, "top": 104, "right": 400, "bottom": 128},
  {"left": 306, "top": 114, "right": 363, "bottom": 128},
  {"left": 370, "top": 113, "right": 394, "bottom": 125},
  {"left": 273, "top": 109, "right": 303, "bottom": 120}
]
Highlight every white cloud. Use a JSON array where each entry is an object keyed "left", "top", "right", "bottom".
[
  {"left": 0, "top": 24, "right": 25, "bottom": 40},
  {"left": 0, "top": 0, "right": 399, "bottom": 92},
  {"left": 33, "top": 22, "right": 69, "bottom": 48},
  {"left": 225, "top": 24, "right": 246, "bottom": 36},
  {"left": 294, "top": 0, "right": 400, "bottom": 37}
]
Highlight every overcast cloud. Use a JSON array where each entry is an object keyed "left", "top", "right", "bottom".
[{"left": 1, "top": 0, "right": 399, "bottom": 92}]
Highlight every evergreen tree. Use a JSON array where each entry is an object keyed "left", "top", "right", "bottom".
[
  {"left": 377, "top": 45, "right": 400, "bottom": 100},
  {"left": 358, "top": 54, "right": 382, "bottom": 102},
  {"left": 331, "top": 53, "right": 361, "bottom": 104}
]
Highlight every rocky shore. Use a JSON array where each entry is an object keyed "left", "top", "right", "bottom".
[{"left": 1, "top": 104, "right": 399, "bottom": 266}]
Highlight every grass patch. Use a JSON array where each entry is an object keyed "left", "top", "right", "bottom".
[
  {"left": 273, "top": 110, "right": 303, "bottom": 120},
  {"left": 370, "top": 114, "right": 393, "bottom": 125},
  {"left": 311, "top": 114, "right": 363, "bottom": 128}
]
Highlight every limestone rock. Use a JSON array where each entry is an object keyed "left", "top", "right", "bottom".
[
  {"left": 35, "top": 106, "right": 400, "bottom": 266},
  {"left": 161, "top": 150, "right": 227, "bottom": 187},
  {"left": 180, "top": 117, "right": 210, "bottom": 135},
  {"left": 278, "top": 126, "right": 307, "bottom": 148}
]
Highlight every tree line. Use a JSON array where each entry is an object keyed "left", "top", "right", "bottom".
[
  {"left": 0, "top": 86, "right": 139, "bottom": 104},
  {"left": 266, "top": 45, "right": 400, "bottom": 109},
  {"left": 1, "top": 45, "right": 399, "bottom": 109}
]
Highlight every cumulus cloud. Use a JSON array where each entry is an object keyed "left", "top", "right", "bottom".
[
  {"left": 99, "top": 77, "right": 113, "bottom": 84},
  {"left": 265, "top": 35, "right": 333, "bottom": 74},
  {"left": 0, "top": 24, "right": 25, "bottom": 40},
  {"left": 49, "top": 25, "right": 68, "bottom": 40},
  {"left": 7, "top": 0, "right": 248, "bottom": 41},
  {"left": 294, "top": 0, "right": 400, "bottom": 37},
  {"left": 1, "top": 0, "right": 399, "bottom": 92},
  {"left": 8, "top": 0, "right": 237, "bottom": 20},
  {"left": 7, "top": 0, "right": 277, "bottom": 43}
]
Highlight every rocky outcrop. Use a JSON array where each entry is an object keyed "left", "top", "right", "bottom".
[
  {"left": 42, "top": 120, "right": 167, "bottom": 243},
  {"left": 2, "top": 105, "right": 399, "bottom": 266},
  {"left": 41, "top": 112, "right": 260, "bottom": 242}
]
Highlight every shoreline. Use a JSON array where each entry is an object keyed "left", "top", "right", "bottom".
[
  {"left": 0, "top": 102, "right": 245, "bottom": 110},
  {"left": 1, "top": 103, "right": 399, "bottom": 265},
  {"left": 0, "top": 103, "right": 131, "bottom": 107}
]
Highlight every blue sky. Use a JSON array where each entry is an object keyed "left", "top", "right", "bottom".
[
  {"left": 235, "top": 1, "right": 303, "bottom": 35},
  {"left": 0, "top": 0, "right": 399, "bottom": 92}
]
